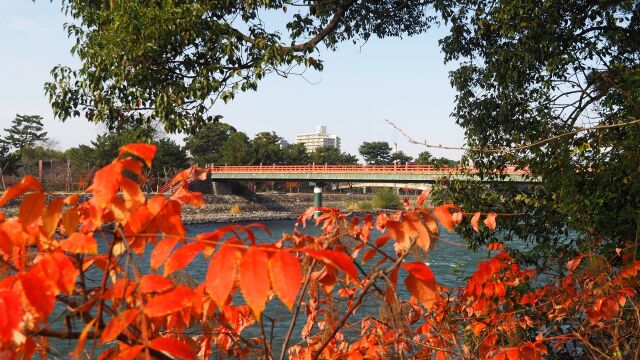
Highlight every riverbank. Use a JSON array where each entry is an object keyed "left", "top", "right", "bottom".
[{"left": 1, "top": 193, "right": 391, "bottom": 224}]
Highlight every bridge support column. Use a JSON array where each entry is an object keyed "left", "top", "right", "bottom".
[{"left": 311, "top": 182, "right": 325, "bottom": 218}]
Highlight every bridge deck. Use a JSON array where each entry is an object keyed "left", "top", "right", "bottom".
[{"left": 205, "top": 165, "right": 537, "bottom": 183}]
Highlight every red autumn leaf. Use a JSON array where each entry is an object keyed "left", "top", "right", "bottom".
[
  {"left": 402, "top": 213, "right": 431, "bottom": 252},
  {"left": 0, "top": 175, "right": 43, "bottom": 207},
  {"left": 19, "top": 191, "right": 46, "bottom": 228},
  {"left": 72, "top": 318, "right": 96, "bottom": 360},
  {"left": 43, "top": 197, "right": 64, "bottom": 238},
  {"left": 506, "top": 348, "right": 520, "bottom": 360},
  {"left": 301, "top": 249, "right": 359, "bottom": 281},
  {"left": 401, "top": 262, "right": 436, "bottom": 283},
  {"left": 417, "top": 189, "right": 430, "bottom": 207},
  {"left": 433, "top": 204, "right": 458, "bottom": 232},
  {"left": 60, "top": 232, "right": 98, "bottom": 254},
  {"left": 240, "top": 247, "right": 271, "bottom": 318},
  {"left": 89, "top": 161, "right": 123, "bottom": 208},
  {"left": 567, "top": 257, "right": 583, "bottom": 272},
  {"left": 118, "top": 143, "right": 157, "bottom": 167},
  {"left": 470, "top": 212, "right": 481, "bottom": 233},
  {"left": 121, "top": 177, "right": 145, "bottom": 210},
  {"left": 20, "top": 272, "right": 55, "bottom": 319},
  {"left": 403, "top": 196, "right": 410, "bottom": 210},
  {"left": 139, "top": 274, "right": 174, "bottom": 294},
  {"left": 205, "top": 244, "right": 239, "bottom": 307},
  {"left": 150, "top": 237, "right": 179, "bottom": 269},
  {"left": 100, "top": 309, "right": 140, "bottom": 344},
  {"left": 156, "top": 200, "right": 186, "bottom": 238},
  {"left": 149, "top": 337, "right": 195, "bottom": 360},
  {"left": 484, "top": 213, "right": 497, "bottom": 230},
  {"left": 362, "top": 249, "right": 377, "bottom": 264},
  {"left": 405, "top": 274, "right": 437, "bottom": 310},
  {"left": 32, "top": 250, "right": 78, "bottom": 294},
  {"left": 164, "top": 242, "right": 206, "bottom": 276},
  {"left": 268, "top": 250, "right": 302, "bottom": 310},
  {"left": 171, "top": 186, "right": 205, "bottom": 207},
  {"left": 144, "top": 286, "right": 195, "bottom": 317},
  {"left": 116, "top": 345, "right": 144, "bottom": 360},
  {"left": 0, "top": 289, "right": 23, "bottom": 342}
]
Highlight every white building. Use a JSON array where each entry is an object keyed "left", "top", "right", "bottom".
[{"left": 295, "top": 126, "right": 341, "bottom": 152}]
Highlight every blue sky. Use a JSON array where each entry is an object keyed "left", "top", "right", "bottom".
[{"left": 0, "top": 0, "right": 465, "bottom": 159}]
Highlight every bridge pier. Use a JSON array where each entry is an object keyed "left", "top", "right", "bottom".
[{"left": 311, "top": 182, "right": 325, "bottom": 218}]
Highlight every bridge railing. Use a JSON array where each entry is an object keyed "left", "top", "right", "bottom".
[{"left": 206, "top": 164, "right": 529, "bottom": 174}]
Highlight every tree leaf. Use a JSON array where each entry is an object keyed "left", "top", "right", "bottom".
[
  {"left": 405, "top": 274, "right": 437, "bottom": 310},
  {"left": 118, "top": 143, "right": 157, "bottom": 167},
  {"left": 19, "top": 191, "right": 46, "bottom": 227},
  {"left": 470, "top": 212, "right": 481, "bottom": 233},
  {"left": 205, "top": 244, "right": 239, "bottom": 307},
  {"left": 139, "top": 274, "right": 175, "bottom": 294},
  {"left": 301, "top": 249, "right": 359, "bottom": 281},
  {"left": 149, "top": 337, "right": 195, "bottom": 360},
  {"left": 433, "top": 204, "right": 457, "bottom": 232},
  {"left": 268, "top": 250, "right": 301, "bottom": 310},
  {"left": 240, "top": 247, "right": 271, "bottom": 318},
  {"left": 60, "top": 232, "right": 98, "bottom": 254},
  {"left": 144, "top": 286, "right": 195, "bottom": 317},
  {"left": 484, "top": 213, "right": 497, "bottom": 230},
  {"left": 417, "top": 189, "right": 430, "bottom": 207},
  {"left": 100, "top": 309, "right": 140, "bottom": 344},
  {"left": 43, "top": 197, "right": 64, "bottom": 238},
  {"left": 164, "top": 242, "right": 206, "bottom": 276},
  {"left": 150, "top": 237, "right": 179, "bottom": 269},
  {"left": 20, "top": 272, "right": 55, "bottom": 319},
  {"left": 0, "top": 175, "right": 43, "bottom": 207},
  {"left": 0, "top": 289, "right": 23, "bottom": 342},
  {"left": 401, "top": 262, "right": 436, "bottom": 283},
  {"left": 89, "top": 161, "right": 123, "bottom": 208}
]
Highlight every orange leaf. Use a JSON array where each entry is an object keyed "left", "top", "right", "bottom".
[
  {"left": 60, "top": 232, "right": 98, "bottom": 254},
  {"left": 72, "top": 318, "right": 96, "bottom": 360},
  {"left": 100, "top": 309, "right": 140, "bottom": 344},
  {"left": 301, "top": 249, "right": 359, "bottom": 281},
  {"left": 19, "top": 191, "right": 46, "bottom": 227},
  {"left": 567, "top": 257, "right": 583, "bottom": 272},
  {"left": 156, "top": 200, "right": 185, "bottom": 238},
  {"left": 470, "top": 212, "right": 481, "bottom": 233},
  {"left": 139, "top": 274, "right": 175, "bottom": 294},
  {"left": 268, "top": 250, "right": 302, "bottom": 310},
  {"left": 0, "top": 289, "right": 23, "bottom": 342},
  {"left": 205, "top": 244, "right": 239, "bottom": 307},
  {"left": 43, "top": 198, "right": 64, "bottom": 238},
  {"left": 164, "top": 242, "right": 206, "bottom": 276},
  {"left": 90, "top": 161, "right": 123, "bottom": 208},
  {"left": 362, "top": 249, "right": 377, "bottom": 264},
  {"left": 62, "top": 208, "right": 80, "bottom": 235},
  {"left": 484, "top": 213, "right": 497, "bottom": 230},
  {"left": 417, "top": 189, "right": 430, "bottom": 207},
  {"left": 401, "top": 262, "right": 435, "bottom": 283},
  {"left": 506, "top": 348, "right": 520, "bottom": 360},
  {"left": 121, "top": 177, "right": 145, "bottom": 210},
  {"left": 433, "top": 204, "right": 457, "bottom": 232},
  {"left": 149, "top": 337, "right": 195, "bottom": 360},
  {"left": 240, "top": 247, "right": 271, "bottom": 318},
  {"left": 20, "top": 272, "right": 55, "bottom": 319},
  {"left": 405, "top": 274, "right": 437, "bottom": 310},
  {"left": 0, "top": 175, "right": 43, "bottom": 207},
  {"left": 118, "top": 143, "right": 157, "bottom": 167},
  {"left": 150, "top": 237, "right": 179, "bottom": 269},
  {"left": 144, "top": 286, "right": 195, "bottom": 317},
  {"left": 171, "top": 186, "right": 205, "bottom": 207}
]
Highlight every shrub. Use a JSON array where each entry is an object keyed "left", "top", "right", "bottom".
[
  {"left": 372, "top": 187, "right": 402, "bottom": 209},
  {"left": 357, "top": 200, "right": 374, "bottom": 211}
]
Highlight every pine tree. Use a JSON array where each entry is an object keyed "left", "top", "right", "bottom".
[{"left": 3, "top": 114, "right": 48, "bottom": 150}]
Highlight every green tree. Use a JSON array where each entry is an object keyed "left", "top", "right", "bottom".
[
  {"left": 220, "top": 132, "right": 252, "bottom": 165},
  {"left": 282, "top": 143, "right": 309, "bottom": 165},
  {"left": 359, "top": 141, "right": 392, "bottom": 165},
  {"left": 45, "top": 1, "right": 435, "bottom": 133},
  {"left": 0, "top": 143, "right": 21, "bottom": 181},
  {"left": 152, "top": 138, "right": 189, "bottom": 176},
  {"left": 390, "top": 151, "right": 413, "bottom": 164},
  {"left": 65, "top": 145, "right": 96, "bottom": 172},
  {"left": 372, "top": 188, "right": 402, "bottom": 209},
  {"left": 415, "top": 151, "right": 433, "bottom": 165},
  {"left": 439, "top": 0, "right": 640, "bottom": 244},
  {"left": 310, "top": 146, "right": 358, "bottom": 165},
  {"left": 3, "top": 115, "right": 48, "bottom": 151},
  {"left": 250, "top": 132, "right": 283, "bottom": 165},
  {"left": 184, "top": 121, "right": 236, "bottom": 165}
]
